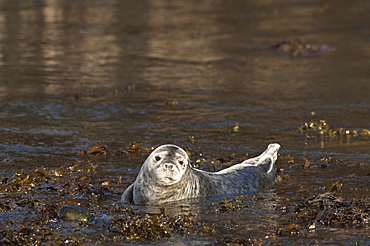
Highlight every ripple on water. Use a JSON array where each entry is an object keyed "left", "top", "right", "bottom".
[{"left": 2, "top": 101, "right": 149, "bottom": 121}]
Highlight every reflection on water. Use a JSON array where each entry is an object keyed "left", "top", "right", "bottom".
[
  {"left": 0, "top": 0, "right": 369, "bottom": 244},
  {"left": 1, "top": 0, "right": 369, "bottom": 95}
]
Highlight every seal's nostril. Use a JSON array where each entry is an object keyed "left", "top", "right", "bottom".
[{"left": 165, "top": 164, "right": 173, "bottom": 170}]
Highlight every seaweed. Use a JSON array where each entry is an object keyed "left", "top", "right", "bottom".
[
  {"left": 107, "top": 210, "right": 204, "bottom": 241},
  {"left": 294, "top": 191, "right": 370, "bottom": 227},
  {"left": 271, "top": 39, "right": 334, "bottom": 56},
  {"left": 299, "top": 120, "right": 370, "bottom": 140},
  {"left": 214, "top": 196, "right": 244, "bottom": 214},
  {"left": 0, "top": 143, "right": 368, "bottom": 245}
]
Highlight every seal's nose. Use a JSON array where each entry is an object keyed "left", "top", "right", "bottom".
[{"left": 164, "top": 163, "right": 174, "bottom": 170}]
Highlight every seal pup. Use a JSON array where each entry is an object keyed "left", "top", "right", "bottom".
[{"left": 122, "top": 143, "right": 281, "bottom": 205}]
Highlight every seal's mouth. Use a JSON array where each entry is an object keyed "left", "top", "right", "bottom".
[
  {"left": 158, "top": 176, "right": 178, "bottom": 186},
  {"left": 160, "top": 172, "right": 180, "bottom": 183}
]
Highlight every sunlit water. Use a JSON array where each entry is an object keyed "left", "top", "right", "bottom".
[{"left": 0, "top": 0, "right": 369, "bottom": 245}]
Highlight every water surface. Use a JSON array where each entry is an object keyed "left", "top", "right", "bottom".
[{"left": 0, "top": 0, "right": 369, "bottom": 245}]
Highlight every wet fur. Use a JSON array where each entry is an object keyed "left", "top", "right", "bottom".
[{"left": 122, "top": 143, "right": 280, "bottom": 205}]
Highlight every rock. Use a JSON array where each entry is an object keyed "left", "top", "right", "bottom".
[{"left": 58, "top": 205, "right": 92, "bottom": 222}]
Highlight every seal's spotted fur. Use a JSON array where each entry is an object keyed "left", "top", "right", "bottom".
[{"left": 122, "top": 143, "right": 280, "bottom": 205}]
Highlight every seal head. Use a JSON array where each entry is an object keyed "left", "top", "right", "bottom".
[
  {"left": 121, "top": 144, "right": 193, "bottom": 205},
  {"left": 145, "top": 145, "right": 189, "bottom": 186}
]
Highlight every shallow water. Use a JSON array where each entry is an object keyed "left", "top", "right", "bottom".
[{"left": 0, "top": 0, "right": 369, "bottom": 245}]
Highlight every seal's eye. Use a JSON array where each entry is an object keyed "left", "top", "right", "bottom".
[
  {"left": 179, "top": 160, "right": 184, "bottom": 165},
  {"left": 155, "top": 156, "right": 161, "bottom": 161}
]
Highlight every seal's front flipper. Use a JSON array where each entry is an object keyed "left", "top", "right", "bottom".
[{"left": 121, "top": 183, "right": 134, "bottom": 204}]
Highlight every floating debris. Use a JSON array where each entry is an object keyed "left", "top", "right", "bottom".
[
  {"left": 108, "top": 211, "right": 203, "bottom": 241},
  {"left": 215, "top": 197, "right": 244, "bottom": 214},
  {"left": 166, "top": 98, "right": 179, "bottom": 106},
  {"left": 189, "top": 135, "right": 195, "bottom": 143},
  {"left": 0, "top": 203, "right": 61, "bottom": 245},
  {"left": 115, "top": 142, "right": 154, "bottom": 155},
  {"left": 0, "top": 161, "right": 109, "bottom": 199},
  {"left": 276, "top": 223, "right": 302, "bottom": 236},
  {"left": 299, "top": 120, "right": 370, "bottom": 140},
  {"left": 79, "top": 145, "right": 108, "bottom": 155},
  {"left": 0, "top": 167, "right": 54, "bottom": 193},
  {"left": 23, "top": 204, "right": 59, "bottom": 224},
  {"left": 0, "top": 144, "right": 368, "bottom": 245},
  {"left": 125, "top": 142, "right": 142, "bottom": 153},
  {"left": 127, "top": 84, "right": 136, "bottom": 92},
  {"left": 304, "top": 159, "right": 311, "bottom": 169},
  {"left": 233, "top": 122, "right": 240, "bottom": 132},
  {"left": 294, "top": 191, "right": 370, "bottom": 227},
  {"left": 277, "top": 152, "right": 365, "bottom": 171},
  {"left": 271, "top": 39, "right": 334, "bottom": 56},
  {"left": 214, "top": 236, "right": 257, "bottom": 246},
  {"left": 285, "top": 223, "right": 299, "bottom": 232}
]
